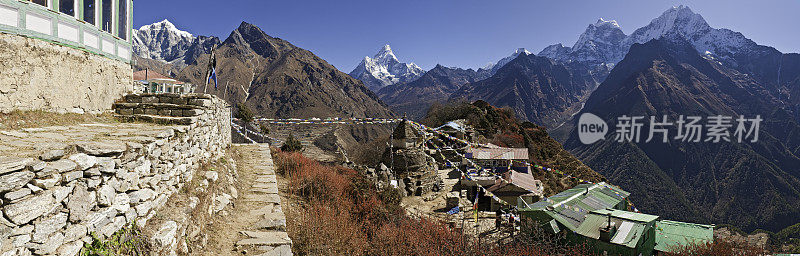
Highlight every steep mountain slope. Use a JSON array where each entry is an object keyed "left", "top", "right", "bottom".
[
  {"left": 422, "top": 100, "right": 604, "bottom": 195},
  {"left": 177, "top": 22, "right": 394, "bottom": 119},
  {"left": 487, "top": 48, "right": 532, "bottom": 75},
  {"left": 539, "top": 18, "right": 627, "bottom": 67},
  {"left": 450, "top": 53, "right": 600, "bottom": 128},
  {"left": 132, "top": 20, "right": 220, "bottom": 72},
  {"left": 559, "top": 35, "right": 800, "bottom": 232},
  {"left": 349, "top": 45, "right": 424, "bottom": 91},
  {"left": 377, "top": 65, "right": 488, "bottom": 120}
]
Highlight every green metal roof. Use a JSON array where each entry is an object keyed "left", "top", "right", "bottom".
[
  {"left": 575, "top": 210, "right": 656, "bottom": 248},
  {"left": 654, "top": 220, "right": 714, "bottom": 252},
  {"left": 525, "top": 182, "right": 629, "bottom": 211},
  {"left": 593, "top": 209, "right": 659, "bottom": 223}
]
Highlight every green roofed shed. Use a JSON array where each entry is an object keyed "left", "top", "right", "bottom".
[{"left": 654, "top": 220, "right": 714, "bottom": 253}]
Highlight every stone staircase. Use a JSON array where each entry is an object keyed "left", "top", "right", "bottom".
[
  {"left": 232, "top": 144, "right": 292, "bottom": 256},
  {"left": 113, "top": 93, "right": 225, "bottom": 125}
]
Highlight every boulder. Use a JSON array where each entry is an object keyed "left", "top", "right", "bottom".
[
  {"left": 75, "top": 141, "right": 126, "bottom": 156},
  {"left": 66, "top": 184, "right": 96, "bottom": 223},
  {"left": 68, "top": 154, "right": 97, "bottom": 171},
  {"left": 56, "top": 240, "right": 83, "bottom": 256},
  {"left": 0, "top": 171, "right": 34, "bottom": 193},
  {"left": 63, "top": 170, "right": 83, "bottom": 183},
  {"left": 53, "top": 185, "right": 73, "bottom": 203},
  {"left": 112, "top": 193, "right": 131, "bottom": 213},
  {"left": 128, "top": 188, "right": 155, "bottom": 204},
  {"left": 63, "top": 223, "right": 87, "bottom": 243},
  {"left": 32, "top": 213, "right": 68, "bottom": 243},
  {"left": 0, "top": 157, "right": 33, "bottom": 175},
  {"left": 97, "top": 185, "right": 115, "bottom": 206},
  {"left": 3, "top": 191, "right": 56, "bottom": 225},
  {"left": 4, "top": 188, "right": 31, "bottom": 202},
  {"left": 152, "top": 221, "right": 178, "bottom": 248},
  {"left": 37, "top": 159, "right": 77, "bottom": 178},
  {"left": 32, "top": 174, "right": 61, "bottom": 189},
  {"left": 34, "top": 232, "right": 64, "bottom": 255},
  {"left": 39, "top": 149, "right": 66, "bottom": 161}
]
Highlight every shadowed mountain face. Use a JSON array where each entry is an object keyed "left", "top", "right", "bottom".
[
  {"left": 177, "top": 22, "right": 394, "bottom": 119},
  {"left": 450, "top": 53, "right": 601, "bottom": 128},
  {"left": 558, "top": 35, "right": 800, "bottom": 232},
  {"left": 377, "top": 65, "right": 489, "bottom": 120}
]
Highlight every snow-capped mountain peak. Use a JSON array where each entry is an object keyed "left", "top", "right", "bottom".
[
  {"left": 538, "top": 17, "right": 627, "bottom": 65},
  {"left": 133, "top": 19, "right": 199, "bottom": 63},
  {"left": 487, "top": 48, "right": 532, "bottom": 74},
  {"left": 623, "top": 5, "right": 756, "bottom": 62},
  {"left": 539, "top": 5, "right": 758, "bottom": 70},
  {"left": 593, "top": 18, "right": 620, "bottom": 28},
  {"left": 138, "top": 19, "right": 193, "bottom": 39},
  {"left": 349, "top": 45, "right": 424, "bottom": 91}
]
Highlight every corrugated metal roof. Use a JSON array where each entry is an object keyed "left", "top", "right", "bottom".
[
  {"left": 593, "top": 209, "right": 659, "bottom": 223},
  {"left": 487, "top": 170, "right": 543, "bottom": 195},
  {"left": 466, "top": 147, "right": 528, "bottom": 160},
  {"left": 654, "top": 220, "right": 714, "bottom": 252},
  {"left": 576, "top": 213, "right": 649, "bottom": 248},
  {"left": 521, "top": 182, "right": 630, "bottom": 233}
]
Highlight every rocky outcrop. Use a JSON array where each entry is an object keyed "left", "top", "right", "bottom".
[{"left": 0, "top": 94, "right": 231, "bottom": 255}]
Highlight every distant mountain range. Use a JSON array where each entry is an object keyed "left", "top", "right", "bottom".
[
  {"left": 349, "top": 45, "right": 425, "bottom": 91},
  {"left": 378, "top": 64, "right": 489, "bottom": 120},
  {"left": 549, "top": 6, "right": 800, "bottom": 233},
  {"left": 132, "top": 19, "right": 219, "bottom": 74},
  {"left": 132, "top": 20, "right": 393, "bottom": 119},
  {"left": 131, "top": 6, "right": 800, "bottom": 233}
]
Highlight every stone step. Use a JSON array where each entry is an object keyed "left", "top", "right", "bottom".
[
  {"left": 236, "top": 231, "right": 292, "bottom": 246},
  {"left": 253, "top": 217, "right": 287, "bottom": 230},
  {"left": 243, "top": 194, "right": 281, "bottom": 204},
  {"left": 249, "top": 204, "right": 276, "bottom": 216},
  {"left": 251, "top": 187, "right": 278, "bottom": 194},
  {"left": 114, "top": 114, "right": 198, "bottom": 125},
  {"left": 256, "top": 244, "right": 292, "bottom": 256},
  {"left": 255, "top": 176, "right": 277, "bottom": 183}
]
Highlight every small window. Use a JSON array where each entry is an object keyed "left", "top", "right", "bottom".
[
  {"left": 60, "top": 0, "right": 75, "bottom": 16},
  {"left": 101, "top": 0, "right": 112, "bottom": 33},
  {"left": 83, "top": 0, "right": 95, "bottom": 24},
  {"left": 31, "top": 0, "right": 48, "bottom": 7},
  {"left": 117, "top": 0, "right": 126, "bottom": 39}
]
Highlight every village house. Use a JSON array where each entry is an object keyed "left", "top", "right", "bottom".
[
  {"left": 464, "top": 147, "right": 530, "bottom": 173},
  {"left": 133, "top": 69, "right": 195, "bottom": 94},
  {"left": 518, "top": 182, "right": 714, "bottom": 256}
]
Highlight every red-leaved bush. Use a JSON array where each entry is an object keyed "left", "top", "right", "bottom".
[{"left": 273, "top": 150, "right": 596, "bottom": 256}]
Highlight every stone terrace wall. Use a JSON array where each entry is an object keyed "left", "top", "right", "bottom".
[
  {"left": 0, "top": 33, "right": 133, "bottom": 114},
  {"left": 0, "top": 94, "right": 231, "bottom": 256}
]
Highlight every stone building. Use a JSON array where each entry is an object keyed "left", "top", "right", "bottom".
[
  {"left": 383, "top": 120, "right": 442, "bottom": 196},
  {"left": 0, "top": 0, "right": 134, "bottom": 114}
]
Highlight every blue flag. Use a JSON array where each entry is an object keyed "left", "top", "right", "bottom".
[
  {"left": 447, "top": 206, "right": 460, "bottom": 215},
  {"left": 207, "top": 67, "right": 218, "bottom": 89}
]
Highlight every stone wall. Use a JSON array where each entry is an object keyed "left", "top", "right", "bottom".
[
  {"left": 0, "top": 94, "right": 231, "bottom": 256},
  {"left": 0, "top": 33, "right": 133, "bottom": 114}
]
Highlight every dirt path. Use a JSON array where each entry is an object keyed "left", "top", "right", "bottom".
[{"left": 199, "top": 144, "right": 292, "bottom": 256}]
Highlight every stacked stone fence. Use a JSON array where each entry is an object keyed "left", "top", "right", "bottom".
[{"left": 0, "top": 94, "right": 231, "bottom": 255}]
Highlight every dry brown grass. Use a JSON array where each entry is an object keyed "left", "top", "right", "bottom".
[
  {"left": 273, "top": 149, "right": 595, "bottom": 256},
  {"left": 0, "top": 110, "right": 118, "bottom": 130},
  {"left": 665, "top": 238, "right": 769, "bottom": 256}
]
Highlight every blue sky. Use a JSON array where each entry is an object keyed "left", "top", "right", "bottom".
[{"left": 133, "top": 0, "right": 800, "bottom": 72}]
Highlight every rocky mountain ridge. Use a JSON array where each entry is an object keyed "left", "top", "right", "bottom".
[{"left": 349, "top": 45, "right": 425, "bottom": 92}]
